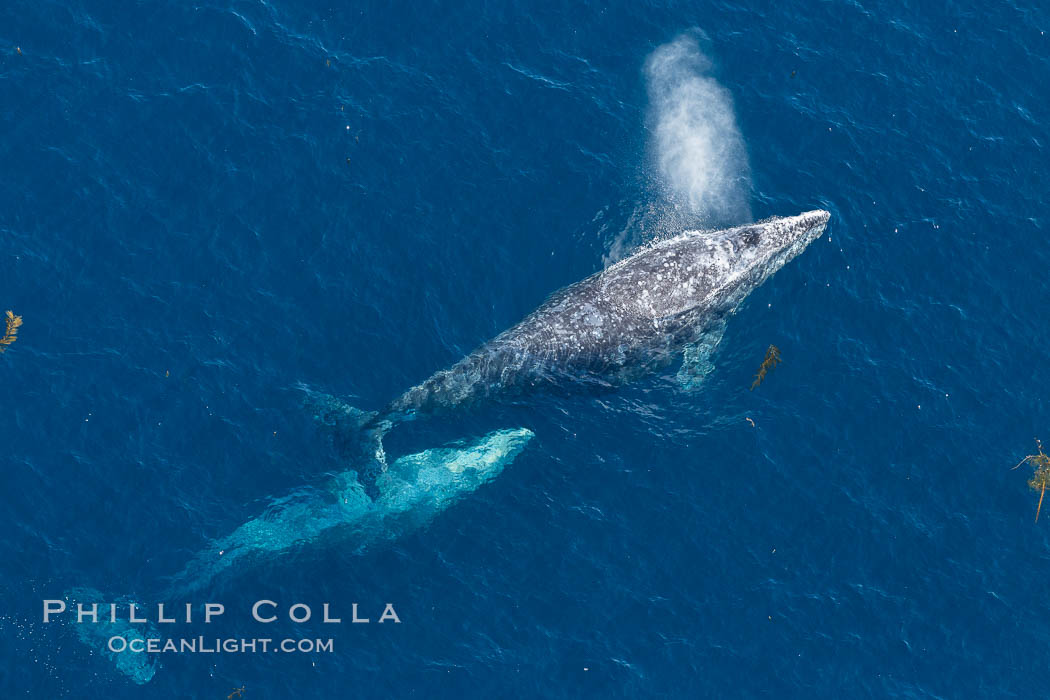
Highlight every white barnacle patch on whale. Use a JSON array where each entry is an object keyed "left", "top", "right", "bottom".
[{"left": 579, "top": 302, "right": 603, "bottom": 327}]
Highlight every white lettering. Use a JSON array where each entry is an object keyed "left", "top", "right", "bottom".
[
  {"left": 42, "top": 600, "right": 65, "bottom": 623},
  {"left": 379, "top": 604, "right": 401, "bottom": 624},
  {"left": 289, "top": 603, "right": 311, "bottom": 623},
  {"left": 77, "top": 603, "right": 98, "bottom": 624},
  {"left": 204, "top": 603, "right": 225, "bottom": 623},
  {"left": 252, "top": 600, "right": 277, "bottom": 623}
]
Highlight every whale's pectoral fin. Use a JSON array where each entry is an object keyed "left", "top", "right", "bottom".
[{"left": 677, "top": 319, "right": 727, "bottom": 390}]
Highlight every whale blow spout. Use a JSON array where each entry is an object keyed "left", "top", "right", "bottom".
[{"left": 646, "top": 33, "right": 752, "bottom": 225}]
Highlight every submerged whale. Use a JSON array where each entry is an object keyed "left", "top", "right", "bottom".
[
  {"left": 68, "top": 428, "right": 534, "bottom": 684},
  {"left": 69, "top": 211, "right": 829, "bottom": 685},
  {"left": 323, "top": 210, "right": 830, "bottom": 488}
]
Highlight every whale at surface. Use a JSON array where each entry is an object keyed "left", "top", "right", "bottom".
[
  {"left": 68, "top": 211, "right": 829, "bottom": 684},
  {"left": 329, "top": 210, "right": 831, "bottom": 491}
]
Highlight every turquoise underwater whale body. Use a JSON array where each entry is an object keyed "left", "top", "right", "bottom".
[
  {"left": 168, "top": 426, "right": 535, "bottom": 595},
  {"left": 68, "top": 210, "right": 828, "bottom": 684},
  {"left": 64, "top": 428, "right": 534, "bottom": 684}
]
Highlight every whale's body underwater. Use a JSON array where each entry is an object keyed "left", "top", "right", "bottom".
[
  {"left": 70, "top": 211, "right": 830, "bottom": 685},
  {"left": 326, "top": 210, "right": 831, "bottom": 489}
]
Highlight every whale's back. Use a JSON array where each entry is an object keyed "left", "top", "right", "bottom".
[{"left": 387, "top": 212, "right": 829, "bottom": 417}]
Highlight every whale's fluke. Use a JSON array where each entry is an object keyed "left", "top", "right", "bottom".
[
  {"left": 67, "top": 427, "right": 534, "bottom": 683},
  {"left": 302, "top": 388, "right": 391, "bottom": 496},
  {"left": 62, "top": 588, "right": 160, "bottom": 685}
]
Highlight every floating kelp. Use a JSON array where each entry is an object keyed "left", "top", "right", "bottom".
[
  {"left": 1013, "top": 439, "right": 1050, "bottom": 522},
  {"left": 750, "top": 344, "right": 781, "bottom": 390},
  {"left": 0, "top": 311, "right": 21, "bottom": 353}
]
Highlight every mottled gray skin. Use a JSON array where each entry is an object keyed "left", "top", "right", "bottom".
[{"left": 382, "top": 210, "right": 829, "bottom": 421}]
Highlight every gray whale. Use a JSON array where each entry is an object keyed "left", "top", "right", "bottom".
[
  {"left": 321, "top": 210, "right": 829, "bottom": 487},
  {"left": 65, "top": 211, "right": 829, "bottom": 685}
]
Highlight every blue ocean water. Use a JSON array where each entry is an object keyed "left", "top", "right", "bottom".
[{"left": 2, "top": 0, "right": 1049, "bottom": 696}]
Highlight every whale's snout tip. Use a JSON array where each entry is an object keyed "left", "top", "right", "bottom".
[
  {"left": 794, "top": 209, "right": 830, "bottom": 242},
  {"left": 802, "top": 209, "right": 831, "bottom": 227}
]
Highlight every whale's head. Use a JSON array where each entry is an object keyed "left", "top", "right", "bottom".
[
  {"left": 611, "top": 210, "right": 829, "bottom": 322},
  {"left": 703, "top": 210, "right": 829, "bottom": 313},
  {"left": 725, "top": 209, "right": 829, "bottom": 291}
]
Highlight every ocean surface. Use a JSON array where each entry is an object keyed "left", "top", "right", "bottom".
[{"left": 2, "top": 0, "right": 1049, "bottom": 697}]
